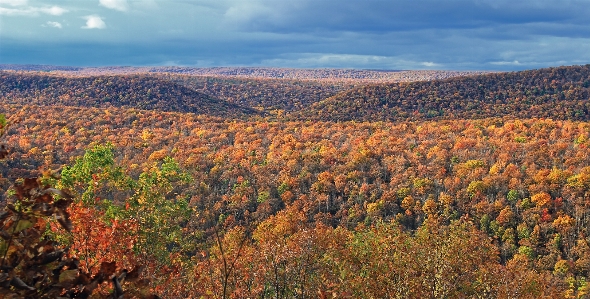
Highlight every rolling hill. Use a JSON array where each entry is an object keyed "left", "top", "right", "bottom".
[
  {"left": 0, "top": 71, "right": 260, "bottom": 118},
  {"left": 156, "top": 74, "right": 356, "bottom": 112},
  {"left": 295, "top": 65, "right": 590, "bottom": 121}
]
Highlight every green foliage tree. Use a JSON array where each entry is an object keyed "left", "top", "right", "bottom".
[
  {"left": 125, "top": 156, "right": 193, "bottom": 264},
  {"left": 0, "top": 114, "right": 6, "bottom": 130},
  {"left": 56, "top": 144, "right": 194, "bottom": 289},
  {"left": 58, "top": 143, "right": 133, "bottom": 206}
]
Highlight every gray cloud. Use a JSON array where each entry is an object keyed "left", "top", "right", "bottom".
[
  {"left": 0, "top": 3, "right": 68, "bottom": 16},
  {"left": 219, "top": 0, "right": 589, "bottom": 35},
  {"left": 99, "top": 0, "right": 128, "bottom": 11},
  {"left": 44, "top": 21, "right": 62, "bottom": 28}
]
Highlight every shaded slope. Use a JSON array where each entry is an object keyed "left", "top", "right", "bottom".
[
  {"left": 0, "top": 72, "right": 260, "bottom": 117},
  {"left": 296, "top": 65, "right": 590, "bottom": 121},
  {"left": 156, "top": 74, "right": 356, "bottom": 112}
]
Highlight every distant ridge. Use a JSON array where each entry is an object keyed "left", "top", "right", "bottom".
[
  {"left": 0, "top": 64, "right": 487, "bottom": 83},
  {"left": 295, "top": 64, "right": 590, "bottom": 121},
  {"left": 0, "top": 64, "right": 82, "bottom": 71},
  {"left": 0, "top": 71, "right": 260, "bottom": 118},
  {"left": 146, "top": 67, "right": 487, "bottom": 82}
]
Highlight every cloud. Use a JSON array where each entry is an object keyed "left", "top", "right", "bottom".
[
  {"left": 222, "top": 1, "right": 282, "bottom": 29},
  {"left": 1, "top": 0, "right": 590, "bottom": 71},
  {"left": 99, "top": 0, "right": 128, "bottom": 11},
  {"left": 41, "top": 6, "right": 67, "bottom": 15},
  {"left": 259, "top": 53, "right": 444, "bottom": 70},
  {"left": 218, "top": 0, "right": 590, "bottom": 38},
  {"left": 0, "top": 0, "right": 27, "bottom": 6},
  {"left": 490, "top": 60, "right": 522, "bottom": 66},
  {"left": 0, "top": 5, "right": 67, "bottom": 16},
  {"left": 44, "top": 21, "right": 62, "bottom": 28},
  {"left": 82, "top": 15, "right": 106, "bottom": 29},
  {"left": 421, "top": 62, "right": 441, "bottom": 67}
]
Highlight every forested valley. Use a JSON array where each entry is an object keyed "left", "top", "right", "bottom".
[{"left": 1, "top": 65, "right": 590, "bottom": 298}]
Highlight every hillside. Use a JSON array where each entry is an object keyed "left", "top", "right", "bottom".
[
  {"left": 156, "top": 74, "right": 356, "bottom": 112},
  {"left": 0, "top": 66, "right": 495, "bottom": 117},
  {"left": 296, "top": 65, "right": 590, "bottom": 121},
  {"left": 0, "top": 71, "right": 260, "bottom": 118}
]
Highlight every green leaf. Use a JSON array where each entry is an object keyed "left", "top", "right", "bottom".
[{"left": 14, "top": 220, "right": 33, "bottom": 233}]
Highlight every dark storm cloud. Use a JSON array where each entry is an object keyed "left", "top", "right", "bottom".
[{"left": 224, "top": 0, "right": 588, "bottom": 36}]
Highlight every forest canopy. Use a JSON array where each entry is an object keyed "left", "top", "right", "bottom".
[{"left": 1, "top": 64, "right": 590, "bottom": 298}]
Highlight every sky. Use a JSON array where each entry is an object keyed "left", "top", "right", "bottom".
[{"left": 1, "top": 0, "right": 590, "bottom": 71}]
